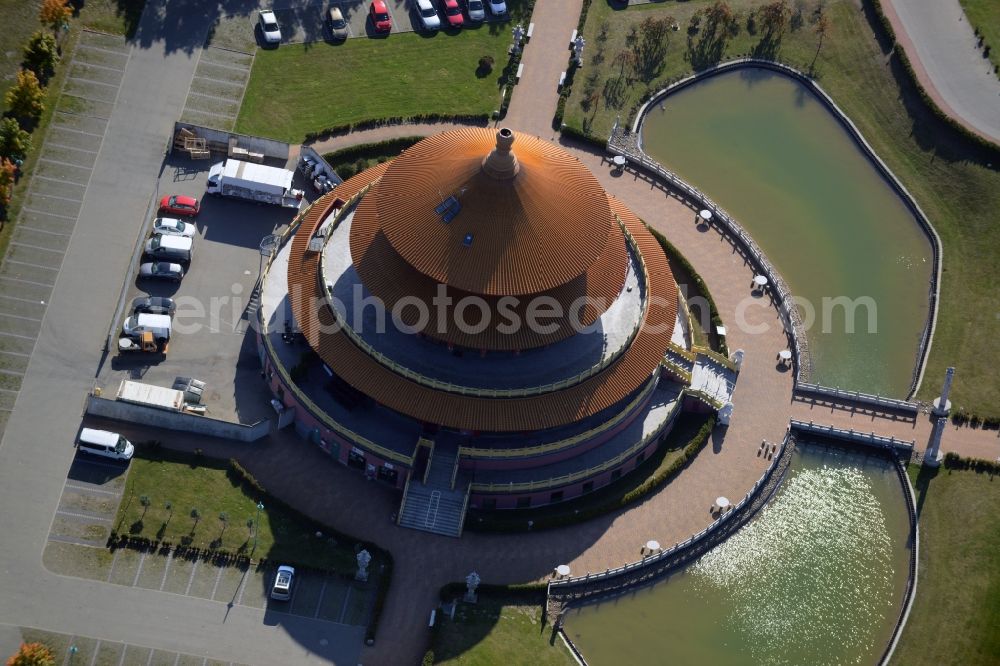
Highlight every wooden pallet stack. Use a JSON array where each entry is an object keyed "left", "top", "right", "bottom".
[{"left": 174, "top": 127, "right": 211, "bottom": 159}]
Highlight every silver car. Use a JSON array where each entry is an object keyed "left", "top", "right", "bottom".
[
  {"left": 139, "top": 262, "right": 184, "bottom": 282},
  {"left": 270, "top": 565, "right": 295, "bottom": 601},
  {"left": 327, "top": 7, "right": 349, "bottom": 40},
  {"left": 465, "top": 0, "right": 485, "bottom": 21}
]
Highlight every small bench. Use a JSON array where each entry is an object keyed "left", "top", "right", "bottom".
[
  {"left": 526, "top": 22, "right": 534, "bottom": 40},
  {"left": 569, "top": 29, "right": 577, "bottom": 47},
  {"left": 558, "top": 71, "right": 566, "bottom": 89},
  {"left": 516, "top": 62, "right": 524, "bottom": 82}
]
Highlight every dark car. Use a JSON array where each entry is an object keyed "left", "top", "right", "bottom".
[{"left": 132, "top": 296, "right": 177, "bottom": 316}]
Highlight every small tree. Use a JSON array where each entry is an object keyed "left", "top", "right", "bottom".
[
  {"left": 38, "top": 0, "right": 72, "bottom": 35},
  {"left": 6, "top": 642, "right": 56, "bottom": 666},
  {"left": 759, "top": 0, "right": 790, "bottom": 39},
  {"left": 5, "top": 70, "right": 46, "bottom": 124},
  {"left": 1, "top": 159, "right": 18, "bottom": 210},
  {"left": 164, "top": 500, "right": 173, "bottom": 513},
  {"left": 0, "top": 118, "right": 31, "bottom": 162},
  {"left": 139, "top": 494, "right": 151, "bottom": 517},
  {"left": 22, "top": 32, "right": 60, "bottom": 79},
  {"left": 632, "top": 17, "right": 674, "bottom": 83},
  {"left": 190, "top": 507, "right": 201, "bottom": 531},
  {"left": 477, "top": 55, "right": 494, "bottom": 75}
]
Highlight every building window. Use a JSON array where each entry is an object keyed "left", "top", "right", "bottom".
[
  {"left": 348, "top": 448, "right": 366, "bottom": 470},
  {"left": 549, "top": 491, "right": 564, "bottom": 504},
  {"left": 582, "top": 481, "right": 594, "bottom": 494},
  {"left": 611, "top": 469, "right": 622, "bottom": 481},
  {"left": 516, "top": 496, "right": 532, "bottom": 509},
  {"left": 377, "top": 464, "right": 398, "bottom": 485},
  {"left": 482, "top": 498, "right": 497, "bottom": 511}
]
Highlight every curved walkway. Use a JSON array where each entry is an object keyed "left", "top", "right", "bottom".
[{"left": 882, "top": 0, "right": 1000, "bottom": 145}]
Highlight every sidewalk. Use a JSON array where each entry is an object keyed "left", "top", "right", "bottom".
[{"left": 882, "top": 0, "right": 1000, "bottom": 145}]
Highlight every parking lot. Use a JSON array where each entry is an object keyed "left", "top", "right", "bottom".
[
  {"left": 97, "top": 154, "right": 310, "bottom": 424},
  {"left": 46, "top": 454, "right": 128, "bottom": 550},
  {"left": 0, "top": 30, "right": 130, "bottom": 436},
  {"left": 182, "top": 47, "right": 254, "bottom": 132},
  {"left": 218, "top": 0, "right": 512, "bottom": 47}
]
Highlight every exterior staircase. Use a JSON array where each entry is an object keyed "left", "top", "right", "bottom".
[{"left": 397, "top": 440, "right": 470, "bottom": 538}]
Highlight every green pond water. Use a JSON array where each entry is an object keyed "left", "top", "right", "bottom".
[
  {"left": 564, "top": 444, "right": 912, "bottom": 665},
  {"left": 640, "top": 68, "right": 932, "bottom": 395}
]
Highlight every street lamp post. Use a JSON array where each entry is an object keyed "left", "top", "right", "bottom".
[{"left": 254, "top": 501, "right": 264, "bottom": 552}]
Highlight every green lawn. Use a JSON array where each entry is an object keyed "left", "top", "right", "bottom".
[
  {"left": 78, "top": 0, "right": 147, "bottom": 37},
  {"left": 565, "top": 0, "right": 1000, "bottom": 415},
  {"left": 235, "top": 28, "right": 511, "bottom": 142},
  {"left": 115, "top": 452, "right": 358, "bottom": 573},
  {"left": 893, "top": 465, "right": 1000, "bottom": 664},
  {"left": 959, "top": 0, "right": 1000, "bottom": 76},
  {"left": 430, "top": 595, "right": 574, "bottom": 665}
]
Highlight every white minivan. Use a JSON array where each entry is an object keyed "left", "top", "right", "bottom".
[
  {"left": 144, "top": 233, "right": 193, "bottom": 263},
  {"left": 78, "top": 428, "right": 135, "bottom": 461},
  {"left": 122, "top": 312, "right": 171, "bottom": 342}
]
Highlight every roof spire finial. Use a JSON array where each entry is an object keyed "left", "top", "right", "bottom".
[{"left": 482, "top": 128, "right": 520, "bottom": 180}]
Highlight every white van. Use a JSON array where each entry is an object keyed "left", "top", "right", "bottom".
[
  {"left": 144, "top": 233, "right": 193, "bottom": 263},
  {"left": 122, "top": 312, "right": 171, "bottom": 342},
  {"left": 78, "top": 428, "right": 134, "bottom": 461}
]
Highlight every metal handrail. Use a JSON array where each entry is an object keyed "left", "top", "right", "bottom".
[
  {"left": 397, "top": 473, "right": 411, "bottom": 525},
  {"left": 458, "top": 377, "right": 658, "bottom": 459},
  {"left": 691, "top": 345, "right": 737, "bottom": 372},
  {"left": 313, "top": 215, "right": 651, "bottom": 398},
  {"left": 470, "top": 398, "right": 680, "bottom": 493},
  {"left": 789, "top": 419, "right": 914, "bottom": 450},
  {"left": 660, "top": 358, "right": 692, "bottom": 383},
  {"left": 666, "top": 341, "right": 696, "bottom": 362},
  {"left": 795, "top": 382, "right": 919, "bottom": 413},
  {"left": 456, "top": 482, "right": 472, "bottom": 537}
]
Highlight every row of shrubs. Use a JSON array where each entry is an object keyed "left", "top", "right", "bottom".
[
  {"left": 1, "top": 1, "right": 76, "bottom": 218},
  {"left": 949, "top": 408, "right": 1000, "bottom": 430},
  {"left": 322, "top": 136, "right": 424, "bottom": 180},
  {"left": 302, "top": 113, "right": 490, "bottom": 143},
  {"left": 649, "top": 226, "right": 729, "bottom": 357},
  {"left": 466, "top": 415, "right": 715, "bottom": 532},
  {"left": 943, "top": 452, "right": 1000, "bottom": 475}
]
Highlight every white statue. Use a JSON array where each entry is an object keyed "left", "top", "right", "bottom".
[
  {"left": 573, "top": 35, "right": 586, "bottom": 66},
  {"left": 464, "top": 571, "right": 481, "bottom": 602},
  {"left": 355, "top": 549, "right": 371, "bottom": 582},
  {"left": 512, "top": 24, "right": 525, "bottom": 54}
]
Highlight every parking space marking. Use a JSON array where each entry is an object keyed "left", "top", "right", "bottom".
[
  {"left": 89, "top": 641, "right": 101, "bottom": 666},
  {"left": 235, "top": 568, "right": 249, "bottom": 605},
  {"left": 183, "top": 107, "right": 237, "bottom": 121},
  {"left": 191, "top": 74, "right": 247, "bottom": 88},
  {"left": 0, "top": 349, "right": 31, "bottom": 358},
  {"left": 196, "top": 58, "right": 250, "bottom": 73},
  {"left": 56, "top": 509, "right": 113, "bottom": 522},
  {"left": 185, "top": 559, "right": 199, "bottom": 596},
  {"left": 11, "top": 241, "right": 66, "bottom": 255},
  {"left": 46, "top": 142, "right": 100, "bottom": 155},
  {"left": 106, "top": 549, "right": 120, "bottom": 582},
  {"left": 73, "top": 60, "right": 125, "bottom": 74},
  {"left": 160, "top": 552, "right": 173, "bottom": 591},
  {"left": 48, "top": 122, "right": 105, "bottom": 138},
  {"left": 0, "top": 368, "right": 24, "bottom": 378},
  {"left": 64, "top": 483, "right": 121, "bottom": 496},
  {"left": 0, "top": 309, "right": 43, "bottom": 322},
  {"left": 132, "top": 552, "right": 146, "bottom": 587},
  {"left": 22, "top": 208, "right": 77, "bottom": 221},
  {"left": 39, "top": 157, "right": 94, "bottom": 170},
  {"left": 0, "top": 276, "right": 54, "bottom": 289},
  {"left": 314, "top": 576, "right": 328, "bottom": 619},
  {"left": 34, "top": 174, "right": 89, "bottom": 189},
  {"left": 61, "top": 92, "right": 116, "bottom": 108},
  {"left": 338, "top": 584, "right": 352, "bottom": 623},
  {"left": 30, "top": 192, "right": 83, "bottom": 204},
  {"left": 6, "top": 260, "right": 59, "bottom": 274},
  {"left": 67, "top": 76, "right": 120, "bottom": 89},
  {"left": 72, "top": 457, "right": 128, "bottom": 471},
  {"left": 186, "top": 90, "right": 234, "bottom": 101},
  {"left": 210, "top": 566, "right": 223, "bottom": 599},
  {"left": 76, "top": 43, "right": 130, "bottom": 57},
  {"left": 20, "top": 225, "right": 73, "bottom": 237}
]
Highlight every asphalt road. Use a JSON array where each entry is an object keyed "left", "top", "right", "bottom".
[
  {"left": 886, "top": 0, "right": 1000, "bottom": 144},
  {"left": 0, "top": 1, "right": 362, "bottom": 663}
]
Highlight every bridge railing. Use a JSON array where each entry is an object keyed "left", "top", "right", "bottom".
[
  {"left": 794, "top": 382, "right": 920, "bottom": 414},
  {"left": 789, "top": 419, "right": 914, "bottom": 452}
]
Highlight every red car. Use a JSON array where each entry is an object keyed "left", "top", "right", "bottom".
[
  {"left": 159, "top": 194, "right": 200, "bottom": 217},
  {"left": 440, "top": 0, "right": 464, "bottom": 27},
  {"left": 369, "top": 0, "right": 392, "bottom": 32}
]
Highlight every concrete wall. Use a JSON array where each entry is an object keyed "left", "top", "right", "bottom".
[
  {"left": 299, "top": 146, "right": 343, "bottom": 186},
  {"left": 86, "top": 395, "right": 271, "bottom": 442},
  {"left": 173, "top": 122, "right": 290, "bottom": 160}
]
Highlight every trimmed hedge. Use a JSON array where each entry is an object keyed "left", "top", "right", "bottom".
[
  {"left": 466, "top": 415, "right": 715, "bottom": 532},
  {"left": 943, "top": 452, "right": 1000, "bottom": 475},
  {"left": 648, "top": 225, "right": 729, "bottom": 356},
  {"left": 559, "top": 123, "right": 605, "bottom": 150},
  {"left": 302, "top": 113, "right": 490, "bottom": 143},
  {"left": 322, "top": 136, "right": 424, "bottom": 180},
  {"left": 949, "top": 408, "right": 1000, "bottom": 430}
]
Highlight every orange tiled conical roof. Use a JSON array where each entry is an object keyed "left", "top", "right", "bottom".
[{"left": 362, "top": 128, "right": 616, "bottom": 297}]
